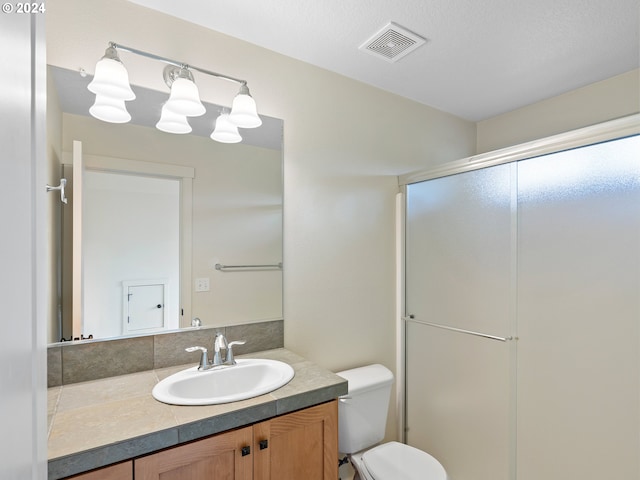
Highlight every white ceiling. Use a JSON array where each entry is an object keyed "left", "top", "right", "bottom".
[{"left": 128, "top": 0, "right": 639, "bottom": 122}]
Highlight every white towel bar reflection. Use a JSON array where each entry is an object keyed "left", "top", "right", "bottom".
[
  {"left": 215, "top": 262, "right": 282, "bottom": 272},
  {"left": 403, "top": 315, "right": 514, "bottom": 342}
]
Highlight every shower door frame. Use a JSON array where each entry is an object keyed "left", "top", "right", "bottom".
[{"left": 395, "top": 112, "right": 640, "bottom": 474}]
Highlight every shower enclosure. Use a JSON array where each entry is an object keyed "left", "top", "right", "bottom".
[{"left": 402, "top": 117, "right": 640, "bottom": 480}]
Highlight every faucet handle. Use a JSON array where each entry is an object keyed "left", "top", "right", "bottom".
[
  {"left": 185, "top": 346, "right": 209, "bottom": 370},
  {"left": 226, "top": 340, "right": 246, "bottom": 365}
]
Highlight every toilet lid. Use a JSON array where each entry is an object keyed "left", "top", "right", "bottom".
[{"left": 362, "top": 442, "right": 447, "bottom": 480}]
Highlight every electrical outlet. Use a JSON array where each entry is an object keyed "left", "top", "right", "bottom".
[{"left": 195, "top": 277, "right": 210, "bottom": 292}]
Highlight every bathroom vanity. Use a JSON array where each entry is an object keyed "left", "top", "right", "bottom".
[{"left": 47, "top": 349, "right": 347, "bottom": 479}]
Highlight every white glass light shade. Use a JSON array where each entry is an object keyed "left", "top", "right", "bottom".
[
  {"left": 229, "top": 91, "right": 262, "bottom": 128},
  {"left": 156, "top": 106, "right": 192, "bottom": 134},
  {"left": 164, "top": 77, "right": 206, "bottom": 117},
  {"left": 211, "top": 113, "right": 242, "bottom": 143},
  {"left": 87, "top": 57, "right": 136, "bottom": 101},
  {"left": 89, "top": 95, "right": 131, "bottom": 123}
]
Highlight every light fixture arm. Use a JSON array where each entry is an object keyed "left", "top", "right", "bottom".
[{"left": 108, "top": 42, "right": 247, "bottom": 86}]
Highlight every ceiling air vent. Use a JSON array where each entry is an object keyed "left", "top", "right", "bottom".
[{"left": 359, "top": 22, "right": 427, "bottom": 63}]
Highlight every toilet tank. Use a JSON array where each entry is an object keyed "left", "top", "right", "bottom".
[{"left": 336, "top": 364, "right": 394, "bottom": 454}]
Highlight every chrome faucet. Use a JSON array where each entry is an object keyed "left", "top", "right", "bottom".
[
  {"left": 213, "top": 333, "right": 246, "bottom": 366},
  {"left": 213, "top": 332, "right": 228, "bottom": 366},
  {"left": 185, "top": 333, "right": 246, "bottom": 370}
]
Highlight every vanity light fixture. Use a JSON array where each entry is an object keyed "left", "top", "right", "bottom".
[
  {"left": 89, "top": 94, "right": 132, "bottom": 123},
  {"left": 210, "top": 111, "right": 242, "bottom": 143},
  {"left": 162, "top": 66, "right": 206, "bottom": 117},
  {"left": 229, "top": 84, "right": 262, "bottom": 128},
  {"left": 156, "top": 105, "right": 192, "bottom": 134},
  {"left": 87, "top": 42, "right": 262, "bottom": 143},
  {"left": 87, "top": 45, "right": 136, "bottom": 101}
]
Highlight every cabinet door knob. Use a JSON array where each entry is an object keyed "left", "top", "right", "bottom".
[
  {"left": 259, "top": 439, "right": 269, "bottom": 450},
  {"left": 241, "top": 446, "right": 251, "bottom": 456}
]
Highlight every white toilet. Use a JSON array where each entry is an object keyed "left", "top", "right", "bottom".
[{"left": 337, "top": 364, "right": 447, "bottom": 480}]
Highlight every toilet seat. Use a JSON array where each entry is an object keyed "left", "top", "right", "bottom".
[{"left": 354, "top": 442, "right": 447, "bottom": 480}]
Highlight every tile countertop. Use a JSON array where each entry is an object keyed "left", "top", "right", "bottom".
[{"left": 47, "top": 348, "right": 348, "bottom": 480}]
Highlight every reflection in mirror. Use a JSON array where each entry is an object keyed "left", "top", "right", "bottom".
[
  {"left": 47, "top": 65, "right": 283, "bottom": 344},
  {"left": 64, "top": 153, "right": 189, "bottom": 341}
]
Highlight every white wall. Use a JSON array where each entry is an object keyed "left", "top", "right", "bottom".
[
  {"left": 1, "top": 11, "right": 47, "bottom": 480},
  {"left": 477, "top": 69, "right": 640, "bottom": 152}
]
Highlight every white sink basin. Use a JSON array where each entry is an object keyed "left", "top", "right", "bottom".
[{"left": 152, "top": 358, "right": 295, "bottom": 406}]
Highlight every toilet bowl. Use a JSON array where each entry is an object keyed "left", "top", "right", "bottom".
[
  {"left": 337, "top": 364, "right": 447, "bottom": 480},
  {"left": 348, "top": 441, "right": 446, "bottom": 480}
]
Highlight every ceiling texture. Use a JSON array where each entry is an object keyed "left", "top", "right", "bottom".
[{"left": 128, "top": 0, "right": 640, "bottom": 122}]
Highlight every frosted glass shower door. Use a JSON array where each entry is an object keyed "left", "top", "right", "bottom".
[
  {"left": 405, "top": 164, "right": 515, "bottom": 480},
  {"left": 515, "top": 135, "right": 640, "bottom": 480},
  {"left": 404, "top": 133, "right": 640, "bottom": 480}
]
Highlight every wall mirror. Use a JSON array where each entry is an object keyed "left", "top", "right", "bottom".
[{"left": 47, "top": 65, "right": 284, "bottom": 345}]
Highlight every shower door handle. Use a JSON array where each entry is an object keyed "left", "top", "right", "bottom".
[{"left": 403, "top": 316, "right": 515, "bottom": 342}]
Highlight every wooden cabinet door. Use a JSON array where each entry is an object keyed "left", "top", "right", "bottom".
[
  {"left": 67, "top": 461, "right": 132, "bottom": 480},
  {"left": 253, "top": 400, "right": 338, "bottom": 480},
  {"left": 134, "top": 426, "right": 253, "bottom": 480}
]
